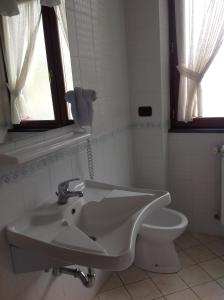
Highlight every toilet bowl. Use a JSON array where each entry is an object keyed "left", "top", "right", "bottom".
[{"left": 135, "top": 207, "right": 188, "bottom": 273}]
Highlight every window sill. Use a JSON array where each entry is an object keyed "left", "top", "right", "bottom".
[
  {"left": 0, "top": 125, "right": 90, "bottom": 166},
  {"left": 169, "top": 128, "right": 224, "bottom": 133}
]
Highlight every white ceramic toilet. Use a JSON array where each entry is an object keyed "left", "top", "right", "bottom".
[{"left": 135, "top": 207, "right": 188, "bottom": 273}]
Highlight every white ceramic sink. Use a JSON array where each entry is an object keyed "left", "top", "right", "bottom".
[{"left": 7, "top": 180, "right": 171, "bottom": 272}]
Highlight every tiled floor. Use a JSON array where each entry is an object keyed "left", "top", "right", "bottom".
[{"left": 95, "top": 232, "right": 224, "bottom": 300}]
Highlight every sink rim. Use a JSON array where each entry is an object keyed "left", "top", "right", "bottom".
[{"left": 6, "top": 180, "right": 171, "bottom": 271}]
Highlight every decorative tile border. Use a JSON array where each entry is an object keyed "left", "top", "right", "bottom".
[
  {"left": 0, "top": 124, "right": 132, "bottom": 186},
  {"left": 0, "top": 121, "right": 168, "bottom": 186},
  {"left": 132, "top": 121, "right": 169, "bottom": 129}
]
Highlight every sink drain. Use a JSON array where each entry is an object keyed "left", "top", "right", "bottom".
[{"left": 89, "top": 236, "right": 97, "bottom": 241}]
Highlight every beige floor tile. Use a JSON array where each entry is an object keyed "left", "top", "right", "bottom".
[
  {"left": 200, "top": 258, "right": 224, "bottom": 279},
  {"left": 165, "top": 288, "right": 200, "bottom": 300},
  {"left": 216, "top": 276, "right": 224, "bottom": 288},
  {"left": 192, "top": 281, "right": 224, "bottom": 300},
  {"left": 126, "top": 278, "right": 162, "bottom": 300},
  {"left": 152, "top": 274, "right": 187, "bottom": 295},
  {"left": 98, "top": 287, "right": 131, "bottom": 300},
  {"left": 97, "top": 234, "right": 224, "bottom": 300},
  {"left": 178, "top": 251, "right": 196, "bottom": 268},
  {"left": 100, "top": 273, "right": 123, "bottom": 292},
  {"left": 175, "top": 233, "right": 201, "bottom": 250},
  {"left": 178, "top": 265, "right": 212, "bottom": 287},
  {"left": 185, "top": 245, "right": 215, "bottom": 263},
  {"left": 207, "top": 239, "right": 224, "bottom": 256},
  {"left": 147, "top": 271, "right": 162, "bottom": 278},
  {"left": 118, "top": 265, "right": 148, "bottom": 284},
  {"left": 191, "top": 232, "right": 220, "bottom": 243}
]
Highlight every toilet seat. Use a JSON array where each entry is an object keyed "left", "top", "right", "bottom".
[{"left": 142, "top": 208, "right": 187, "bottom": 229}]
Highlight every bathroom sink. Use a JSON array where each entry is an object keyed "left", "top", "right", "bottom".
[{"left": 7, "top": 180, "right": 171, "bottom": 272}]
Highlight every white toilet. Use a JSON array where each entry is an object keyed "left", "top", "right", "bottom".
[{"left": 135, "top": 207, "right": 188, "bottom": 273}]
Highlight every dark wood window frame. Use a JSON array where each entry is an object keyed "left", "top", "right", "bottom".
[
  {"left": 169, "top": 0, "right": 224, "bottom": 130},
  {"left": 12, "top": 6, "right": 73, "bottom": 131}
]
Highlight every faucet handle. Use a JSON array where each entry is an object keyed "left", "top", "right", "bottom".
[
  {"left": 56, "top": 178, "right": 85, "bottom": 204},
  {"left": 58, "top": 178, "right": 84, "bottom": 193}
]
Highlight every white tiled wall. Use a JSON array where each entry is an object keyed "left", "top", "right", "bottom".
[
  {"left": 67, "top": 0, "right": 131, "bottom": 135},
  {"left": 168, "top": 133, "right": 224, "bottom": 236},
  {"left": 125, "top": 0, "right": 169, "bottom": 189},
  {"left": 125, "top": 0, "right": 224, "bottom": 239},
  {"left": 0, "top": 1, "right": 133, "bottom": 299},
  {"left": 0, "top": 131, "right": 133, "bottom": 300}
]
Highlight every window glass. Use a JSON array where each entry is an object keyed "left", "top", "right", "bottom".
[
  {"left": 23, "top": 17, "right": 55, "bottom": 121},
  {"left": 201, "top": 42, "right": 224, "bottom": 117}
]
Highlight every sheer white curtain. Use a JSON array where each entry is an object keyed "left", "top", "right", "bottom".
[
  {"left": 2, "top": 0, "right": 41, "bottom": 124},
  {"left": 175, "top": 0, "right": 224, "bottom": 122},
  {"left": 54, "top": 0, "right": 74, "bottom": 95},
  {"left": 54, "top": 0, "right": 68, "bottom": 45}
]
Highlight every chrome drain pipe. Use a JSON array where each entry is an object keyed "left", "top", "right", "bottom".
[{"left": 52, "top": 266, "right": 95, "bottom": 288}]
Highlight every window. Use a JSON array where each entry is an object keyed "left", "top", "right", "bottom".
[
  {"left": 169, "top": 0, "right": 224, "bottom": 129},
  {"left": 1, "top": 2, "right": 74, "bottom": 131}
]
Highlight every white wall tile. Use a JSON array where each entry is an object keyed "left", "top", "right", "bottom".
[
  {"left": 75, "top": 11, "right": 95, "bottom": 58},
  {"left": 65, "top": 0, "right": 74, "bottom": 10},
  {"left": 168, "top": 133, "right": 224, "bottom": 235},
  {"left": 0, "top": 2, "right": 133, "bottom": 300},
  {"left": 74, "top": 0, "right": 91, "bottom": 15},
  {"left": 71, "top": 56, "right": 82, "bottom": 86},
  {"left": 22, "top": 164, "right": 52, "bottom": 210},
  {"left": 79, "top": 58, "right": 97, "bottom": 90},
  {"left": 129, "top": 58, "right": 161, "bottom": 94},
  {"left": 125, "top": 0, "right": 169, "bottom": 190},
  {"left": 66, "top": 10, "right": 79, "bottom": 58},
  {"left": 49, "top": 155, "right": 73, "bottom": 195}
]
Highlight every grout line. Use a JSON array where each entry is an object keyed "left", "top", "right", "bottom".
[
  {"left": 150, "top": 275, "right": 187, "bottom": 297},
  {"left": 177, "top": 232, "right": 224, "bottom": 260},
  {"left": 215, "top": 278, "right": 224, "bottom": 290},
  {"left": 150, "top": 281, "right": 165, "bottom": 296},
  {"left": 98, "top": 232, "right": 224, "bottom": 299},
  {"left": 118, "top": 277, "right": 149, "bottom": 286},
  {"left": 176, "top": 234, "right": 224, "bottom": 292},
  {"left": 162, "top": 288, "right": 200, "bottom": 299},
  {"left": 116, "top": 268, "right": 149, "bottom": 286},
  {"left": 177, "top": 265, "right": 214, "bottom": 289},
  {"left": 199, "top": 264, "right": 224, "bottom": 281},
  {"left": 184, "top": 255, "right": 216, "bottom": 265},
  {"left": 122, "top": 285, "right": 134, "bottom": 300},
  {"left": 188, "top": 287, "right": 202, "bottom": 300}
]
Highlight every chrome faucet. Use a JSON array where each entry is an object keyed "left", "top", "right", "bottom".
[{"left": 56, "top": 178, "right": 84, "bottom": 205}]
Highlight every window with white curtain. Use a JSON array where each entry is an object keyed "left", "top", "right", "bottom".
[
  {"left": 170, "top": 0, "right": 224, "bottom": 129},
  {"left": 0, "top": 0, "right": 74, "bottom": 130}
]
